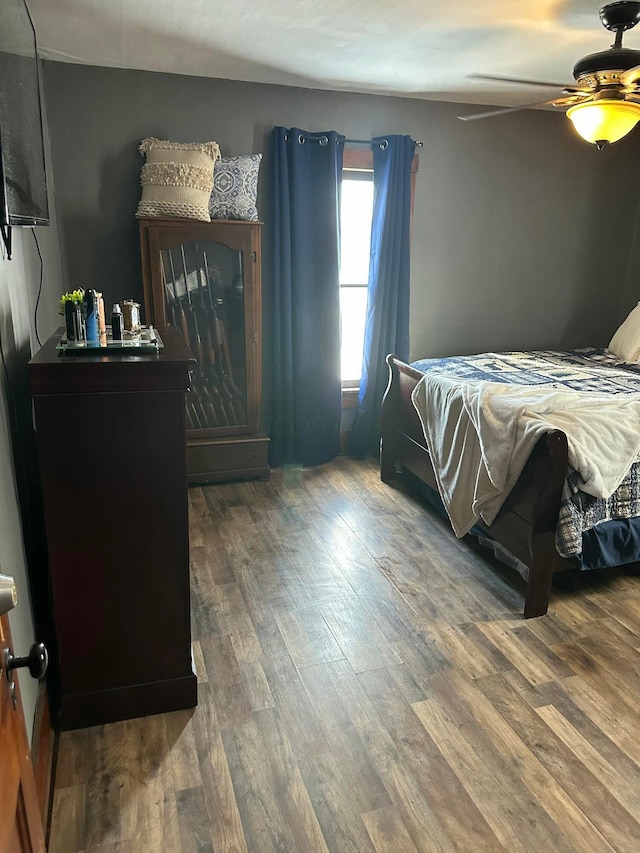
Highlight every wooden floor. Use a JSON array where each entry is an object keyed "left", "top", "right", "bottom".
[{"left": 49, "top": 457, "right": 640, "bottom": 852}]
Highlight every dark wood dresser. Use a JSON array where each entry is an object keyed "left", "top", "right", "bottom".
[{"left": 29, "top": 327, "right": 197, "bottom": 729}]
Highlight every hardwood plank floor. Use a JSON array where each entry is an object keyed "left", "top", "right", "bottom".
[{"left": 49, "top": 457, "right": 640, "bottom": 852}]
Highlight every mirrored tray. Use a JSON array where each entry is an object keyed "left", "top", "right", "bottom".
[{"left": 56, "top": 326, "right": 164, "bottom": 352}]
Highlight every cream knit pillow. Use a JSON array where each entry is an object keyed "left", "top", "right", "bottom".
[
  {"left": 608, "top": 303, "right": 640, "bottom": 362},
  {"left": 135, "top": 138, "right": 220, "bottom": 221}
]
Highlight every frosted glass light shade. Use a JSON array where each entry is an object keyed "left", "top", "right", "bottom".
[{"left": 567, "top": 100, "right": 640, "bottom": 146}]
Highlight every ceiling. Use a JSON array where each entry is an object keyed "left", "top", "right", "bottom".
[{"left": 27, "top": 0, "right": 640, "bottom": 108}]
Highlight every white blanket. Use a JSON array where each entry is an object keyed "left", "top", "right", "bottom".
[{"left": 411, "top": 375, "right": 640, "bottom": 538}]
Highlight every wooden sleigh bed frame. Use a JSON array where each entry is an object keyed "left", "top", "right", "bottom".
[{"left": 380, "top": 354, "right": 576, "bottom": 618}]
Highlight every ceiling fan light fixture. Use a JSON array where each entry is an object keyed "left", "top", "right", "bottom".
[{"left": 566, "top": 99, "right": 640, "bottom": 146}]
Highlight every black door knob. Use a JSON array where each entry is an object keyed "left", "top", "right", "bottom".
[{"left": 5, "top": 642, "right": 49, "bottom": 680}]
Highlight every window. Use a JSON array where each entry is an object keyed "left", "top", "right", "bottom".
[
  {"left": 339, "top": 165, "right": 374, "bottom": 384},
  {"left": 339, "top": 147, "right": 419, "bottom": 389}
]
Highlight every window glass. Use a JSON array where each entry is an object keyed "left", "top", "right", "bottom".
[
  {"left": 340, "top": 176, "right": 374, "bottom": 381},
  {"left": 340, "top": 286, "right": 368, "bottom": 382}
]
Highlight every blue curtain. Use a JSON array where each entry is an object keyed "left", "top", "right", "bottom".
[
  {"left": 270, "top": 127, "right": 345, "bottom": 467},
  {"left": 349, "top": 135, "right": 415, "bottom": 458}
]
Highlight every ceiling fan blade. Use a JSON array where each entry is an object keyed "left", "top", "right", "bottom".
[
  {"left": 458, "top": 99, "right": 560, "bottom": 122},
  {"left": 620, "top": 64, "right": 640, "bottom": 87},
  {"left": 552, "top": 93, "right": 593, "bottom": 107},
  {"left": 468, "top": 73, "right": 582, "bottom": 92}
]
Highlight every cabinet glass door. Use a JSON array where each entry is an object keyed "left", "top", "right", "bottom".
[{"left": 160, "top": 238, "right": 247, "bottom": 431}]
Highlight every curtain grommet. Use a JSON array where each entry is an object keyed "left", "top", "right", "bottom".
[
  {"left": 319, "top": 135, "right": 329, "bottom": 146},
  {"left": 379, "top": 139, "right": 389, "bottom": 150},
  {"left": 298, "top": 134, "right": 305, "bottom": 144},
  {"left": 284, "top": 132, "right": 291, "bottom": 142}
]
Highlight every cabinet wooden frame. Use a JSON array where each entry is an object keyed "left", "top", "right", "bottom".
[{"left": 139, "top": 217, "right": 269, "bottom": 483}]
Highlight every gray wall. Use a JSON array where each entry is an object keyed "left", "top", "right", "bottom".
[
  {"left": 0, "top": 228, "right": 38, "bottom": 734},
  {"left": 0, "top": 80, "right": 61, "bottom": 738},
  {"left": 0, "top": 221, "right": 60, "bottom": 739},
  {"left": 43, "top": 61, "right": 640, "bottom": 369}
]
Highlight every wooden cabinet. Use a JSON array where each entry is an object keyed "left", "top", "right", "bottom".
[
  {"left": 139, "top": 218, "right": 270, "bottom": 483},
  {"left": 29, "top": 327, "right": 197, "bottom": 729}
]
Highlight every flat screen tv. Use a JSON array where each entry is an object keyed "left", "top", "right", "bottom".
[{"left": 0, "top": 0, "right": 49, "bottom": 234}]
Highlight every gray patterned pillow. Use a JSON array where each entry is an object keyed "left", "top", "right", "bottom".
[{"left": 209, "top": 154, "right": 262, "bottom": 221}]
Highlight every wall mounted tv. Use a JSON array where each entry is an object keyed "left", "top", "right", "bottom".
[{"left": 0, "top": 0, "right": 49, "bottom": 255}]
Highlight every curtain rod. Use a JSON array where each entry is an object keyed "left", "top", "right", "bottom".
[
  {"left": 284, "top": 131, "right": 423, "bottom": 148},
  {"left": 345, "top": 137, "right": 423, "bottom": 147}
]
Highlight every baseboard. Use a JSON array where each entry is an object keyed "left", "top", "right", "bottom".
[
  {"left": 31, "top": 682, "right": 56, "bottom": 837},
  {"left": 58, "top": 671, "right": 198, "bottom": 730}
]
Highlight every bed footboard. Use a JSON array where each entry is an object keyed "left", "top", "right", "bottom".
[{"left": 380, "top": 354, "right": 572, "bottom": 617}]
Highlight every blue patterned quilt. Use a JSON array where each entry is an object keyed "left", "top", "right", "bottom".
[
  {"left": 411, "top": 348, "right": 640, "bottom": 394},
  {"left": 410, "top": 349, "right": 640, "bottom": 563}
]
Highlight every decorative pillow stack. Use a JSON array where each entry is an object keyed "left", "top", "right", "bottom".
[
  {"left": 136, "top": 137, "right": 221, "bottom": 221},
  {"left": 209, "top": 154, "right": 262, "bottom": 221}
]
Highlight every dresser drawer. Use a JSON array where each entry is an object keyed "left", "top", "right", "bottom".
[{"left": 187, "top": 435, "right": 270, "bottom": 483}]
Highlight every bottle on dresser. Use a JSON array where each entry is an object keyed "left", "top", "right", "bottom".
[{"left": 111, "top": 304, "right": 124, "bottom": 340}]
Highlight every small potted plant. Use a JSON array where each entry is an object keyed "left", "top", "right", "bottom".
[{"left": 60, "top": 288, "right": 85, "bottom": 341}]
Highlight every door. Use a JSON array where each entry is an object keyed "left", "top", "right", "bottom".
[{"left": 0, "top": 575, "right": 45, "bottom": 853}]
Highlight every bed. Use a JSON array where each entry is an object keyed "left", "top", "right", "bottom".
[{"left": 380, "top": 347, "right": 640, "bottom": 618}]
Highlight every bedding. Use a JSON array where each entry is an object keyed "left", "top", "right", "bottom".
[
  {"left": 409, "top": 348, "right": 640, "bottom": 568},
  {"left": 411, "top": 347, "right": 640, "bottom": 390}
]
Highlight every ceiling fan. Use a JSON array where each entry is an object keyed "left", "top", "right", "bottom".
[{"left": 459, "top": 1, "right": 640, "bottom": 149}]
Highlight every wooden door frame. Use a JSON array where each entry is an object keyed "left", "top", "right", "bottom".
[
  {"left": 31, "top": 684, "right": 56, "bottom": 838},
  {"left": 0, "top": 613, "right": 46, "bottom": 852}
]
